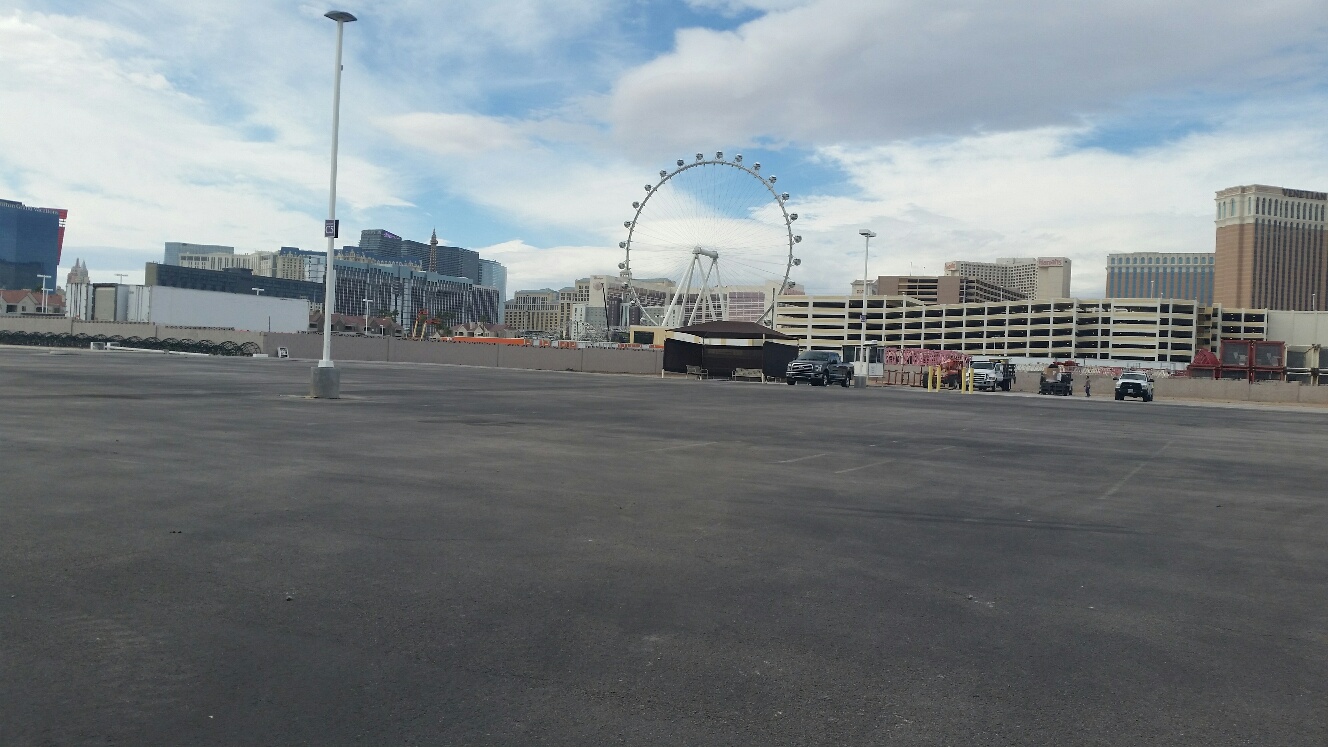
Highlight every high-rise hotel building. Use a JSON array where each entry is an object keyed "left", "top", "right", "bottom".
[
  {"left": 1214, "top": 184, "right": 1327, "bottom": 310},
  {"left": 943, "top": 257, "right": 1072, "bottom": 299},
  {"left": 1105, "top": 252, "right": 1214, "bottom": 303}
]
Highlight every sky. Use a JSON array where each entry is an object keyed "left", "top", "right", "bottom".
[{"left": 3, "top": 0, "right": 1328, "bottom": 297}]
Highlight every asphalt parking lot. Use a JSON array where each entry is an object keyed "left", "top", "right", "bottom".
[{"left": 2, "top": 348, "right": 1325, "bottom": 746}]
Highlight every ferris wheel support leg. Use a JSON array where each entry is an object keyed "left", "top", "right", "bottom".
[
  {"left": 687, "top": 255, "right": 710, "bottom": 326},
  {"left": 711, "top": 258, "right": 728, "bottom": 321},
  {"left": 694, "top": 259, "right": 717, "bottom": 324},
  {"left": 761, "top": 297, "right": 775, "bottom": 327},
  {"left": 666, "top": 255, "right": 697, "bottom": 329}
]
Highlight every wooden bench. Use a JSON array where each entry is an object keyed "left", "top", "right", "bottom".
[
  {"left": 732, "top": 367, "right": 765, "bottom": 382},
  {"left": 685, "top": 365, "right": 709, "bottom": 379}
]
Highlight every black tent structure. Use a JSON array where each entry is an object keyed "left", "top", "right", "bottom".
[{"left": 662, "top": 321, "right": 800, "bottom": 379}]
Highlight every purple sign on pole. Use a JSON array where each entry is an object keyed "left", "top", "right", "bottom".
[{"left": 324, "top": 219, "right": 339, "bottom": 239}]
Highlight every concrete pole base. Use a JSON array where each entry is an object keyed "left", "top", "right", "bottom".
[
  {"left": 309, "top": 366, "right": 341, "bottom": 399},
  {"left": 854, "top": 375, "right": 868, "bottom": 388}
]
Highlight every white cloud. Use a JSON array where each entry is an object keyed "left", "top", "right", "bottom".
[
  {"left": 474, "top": 240, "right": 620, "bottom": 290},
  {"left": 684, "top": 0, "right": 814, "bottom": 15},
  {"left": 380, "top": 0, "right": 618, "bottom": 55},
  {"left": 376, "top": 100, "right": 1328, "bottom": 300},
  {"left": 377, "top": 113, "right": 530, "bottom": 156},
  {"left": 0, "top": 10, "right": 409, "bottom": 274},
  {"left": 777, "top": 104, "right": 1328, "bottom": 296},
  {"left": 608, "top": 0, "right": 1328, "bottom": 151}
]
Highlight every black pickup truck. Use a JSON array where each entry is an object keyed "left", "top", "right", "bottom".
[{"left": 786, "top": 350, "right": 852, "bottom": 387}]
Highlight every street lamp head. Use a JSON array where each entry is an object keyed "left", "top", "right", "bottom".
[
  {"left": 325, "top": 10, "right": 357, "bottom": 22},
  {"left": 859, "top": 229, "right": 877, "bottom": 238}
]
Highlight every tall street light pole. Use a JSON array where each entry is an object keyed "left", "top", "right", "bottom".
[
  {"left": 311, "top": 9, "right": 357, "bottom": 399},
  {"left": 363, "top": 297, "right": 372, "bottom": 335},
  {"left": 856, "top": 229, "right": 876, "bottom": 388}
]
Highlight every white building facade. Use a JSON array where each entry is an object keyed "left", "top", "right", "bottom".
[{"left": 774, "top": 295, "right": 1268, "bottom": 364}]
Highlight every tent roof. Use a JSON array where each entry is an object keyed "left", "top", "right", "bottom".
[{"left": 669, "top": 320, "right": 796, "bottom": 340}]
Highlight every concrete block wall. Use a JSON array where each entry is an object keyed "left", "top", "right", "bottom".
[
  {"left": 0, "top": 318, "right": 266, "bottom": 346},
  {"left": 260, "top": 333, "right": 665, "bottom": 376},
  {"left": 1149, "top": 377, "right": 1328, "bottom": 404},
  {"left": 582, "top": 347, "right": 663, "bottom": 375},
  {"left": 263, "top": 333, "right": 325, "bottom": 360},
  {"left": 499, "top": 346, "right": 581, "bottom": 371},
  {"left": 1296, "top": 385, "right": 1328, "bottom": 404},
  {"left": 0, "top": 317, "right": 75, "bottom": 334},
  {"left": 399, "top": 341, "right": 499, "bottom": 368},
  {"left": 1012, "top": 375, "right": 1042, "bottom": 394},
  {"left": 155, "top": 326, "right": 266, "bottom": 346}
]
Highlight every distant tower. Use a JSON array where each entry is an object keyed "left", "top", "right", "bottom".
[
  {"left": 428, "top": 229, "right": 439, "bottom": 274},
  {"left": 65, "top": 259, "right": 93, "bottom": 319},
  {"left": 66, "top": 258, "right": 90, "bottom": 286}
]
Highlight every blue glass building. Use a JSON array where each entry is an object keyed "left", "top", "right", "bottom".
[{"left": 0, "top": 199, "right": 62, "bottom": 290}]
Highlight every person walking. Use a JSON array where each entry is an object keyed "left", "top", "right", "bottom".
[{"left": 1085, "top": 375, "right": 1092, "bottom": 397}]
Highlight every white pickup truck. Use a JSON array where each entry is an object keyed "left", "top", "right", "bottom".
[{"left": 1114, "top": 371, "right": 1155, "bottom": 402}]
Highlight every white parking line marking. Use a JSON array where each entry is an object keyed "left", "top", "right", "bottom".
[
  {"left": 647, "top": 441, "right": 718, "bottom": 453},
  {"left": 835, "top": 460, "right": 889, "bottom": 474},
  {"left": 775, "top": 453, "right": 828, "bottom": 464},
  {"left": 833, "top": 445, "right": 954, "bottom": 474},
  {"left": 1099, "top": 439, "right": 1174, "bottom": 500}
]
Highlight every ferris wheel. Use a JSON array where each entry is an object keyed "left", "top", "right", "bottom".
[{"left": 618, "top": 152, "right": 801, "bottom": 328}]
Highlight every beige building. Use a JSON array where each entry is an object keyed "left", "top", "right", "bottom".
[
  {"left": 1214, "top": 184, "right": 1327, "bottom": 310},
  {"left": 944, "top": 257, "right": 1071, "bottom": 300},
  {"left": 451, "top": 321, "right": 517, "bottom": 338},
  {"left": 876, "top": 275, "right": 1025, "bottom": 304},
  {"left": 2, "top": 289, "right": 64, "bottom": 315},
  {"left": 563, "top": 275, "right": 675, "bottom": 340},
  {"left": 774, "top": 295, "right": 1268, "bottom": 364},
  {"left": 504, "top": 289, "right": 562, "bottom": 336},
  {"left": 178, "top": 250, "right": 307, "bottom": 281}
]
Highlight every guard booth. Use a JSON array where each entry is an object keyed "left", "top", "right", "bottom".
[
  {"left": 661, "top": 321, "right": 799, "bottom": 379},
  {"left": 841, "top": 345, "right": 885, "bottom": 377}
]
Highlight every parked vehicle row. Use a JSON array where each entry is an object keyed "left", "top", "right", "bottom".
[{"left": 781, "top": 350, "right": 1156, "bottom": 402}]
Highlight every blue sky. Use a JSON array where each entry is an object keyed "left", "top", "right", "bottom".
[{"left": 2, "top": 0, "right": 1328, "bottom": 296}]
